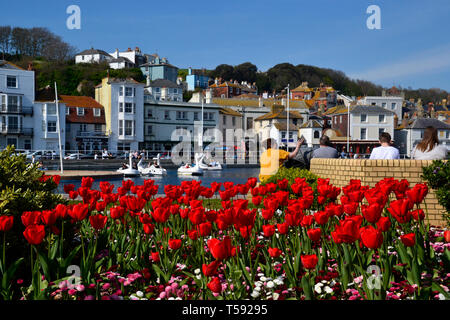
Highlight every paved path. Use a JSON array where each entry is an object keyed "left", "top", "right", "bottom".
[{"left": 45, "top": 170, "right": 123, "bottom": 180}]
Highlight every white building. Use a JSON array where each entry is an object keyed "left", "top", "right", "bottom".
[
  {"left": 109, "top": 57, "right": 134, "bottom": 70},
  {"left": 0, "top": 61, "right": 35, "bottom": 150},
  {"left": 357, "top": 96, "right": 404, "bottom": 120},
  {"left": 109, "top": 47, "right": 146, "bottom": 68},
  {"left": 299, "top": 119, "right": 323, "bottom": 148},
  {"left": 349, "top": 105, "right": 395, "bottom": 141},
  {"left": 33, "top": 99, "right": 66, "bottom": 154},
  {"left": 95, "top": 78, "right": 145, "bottom": 153},
  {"left": 75, "top": 48, "right": 112, "bottom": 64},
  {"left": 395, "top": 118, "right": 450, "bottom": 158},
  {"left": 145, "top": 79, "right": 183, "bottom": 102}
]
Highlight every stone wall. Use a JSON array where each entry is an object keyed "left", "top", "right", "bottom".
[{"left": 310, "top": 159, "right": 446, "bottom": 227}]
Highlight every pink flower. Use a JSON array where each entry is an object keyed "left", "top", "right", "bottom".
[
  {"left": 68, "top": 289, "right": 77, "bottom": 295},
  {"left": 102, "top": 283, "right": 111, "bottom": 290}
]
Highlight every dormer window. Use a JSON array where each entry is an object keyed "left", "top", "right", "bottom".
[{"left": 77, "top": 108, "right": 84, "bottom": 116}]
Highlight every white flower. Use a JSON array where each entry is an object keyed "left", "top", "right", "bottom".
[
  {"left": 254, "top": 286, "right": 261, "bottom": 292},
  {"left": 136, "top": 291, "right": 144, "bottom": 298},
  {"left": 273, "top": 292, "right": 280, "bottom": 300},
  {"left": 438, "top": 294, "right": 445, "bottom": 300},
  {"left": 251, "top": 291, "right": 260, "bottom": 298},
  {"left": 168, "top": 297, "right": 175, "bottom": 300},
  {"left": 196, "top": 275, "right": 201, "bottom": 280},
  {"left": 324, "top": 286, "right": 333, "bottom": 294},
  {"left": 257, "top": 273, "right": 264, "bottom": 277},
  {"left": 255, "top": 281, "right": 263, "bottom": 287},
  {"left": 321, "top": 280, "right": 327, "bottom": 284},
  {"left": 274, "top": 279, "right": 283, "bottom": 286},
  {"left": 266, "top": 281, "right": 275, "bottom": 289},
  {"left": 260, "top": 276, "right": 267, "bottom": 282},
  {"left": 314, "top": 283, "right": 322, "bottom": 294},
  {"left": 194, "top": 269, "right": 201, "bottom": 275}
]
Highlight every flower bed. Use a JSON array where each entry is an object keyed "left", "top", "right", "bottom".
[{"left": 0, "top": 175, "right": 449, "bottom": 300}]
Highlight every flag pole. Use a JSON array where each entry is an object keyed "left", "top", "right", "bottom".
[{"left": 54, "top": 82, "right": 64, "bottom": 174}]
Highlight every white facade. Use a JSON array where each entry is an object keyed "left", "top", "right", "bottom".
[
  {"left": 75, "top": 50, "right": 112, "bottom": 64},
  {"left": 0, "top": 62, "right": 35, "bottom": 150},
  {"left": 299, "top": 120, "right": 323, "bottom": 148},
  {"left": 33, "top": 101, "right": 66, "bottom": 153},
  {"left": 349, "top": 111, "right": 395, "bottom": 141},
  {"left": 145, "top": 86, "right": 183, "bottom": 102},
  {"left": 358, "top": 96, "right": 404, "bottom": 120},
  {"left": 109, "top": 82, "right": 144, "bottom": 152},
  {"left": 110, "top": 48, "right": 145, "bottom": 67}
]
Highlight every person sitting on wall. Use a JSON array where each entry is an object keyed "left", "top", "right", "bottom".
[
  {"left": 311, "top": 135, "right": 339, "bottom": 159},
  {"left": 369, "top": 132, "right": 400, "bottom": 160},
  {"left": 259, "top": 137, "right": 304, "bottom": 183},
  {"left": 412, "top": 126, "right": 448, "bottom": 160}
]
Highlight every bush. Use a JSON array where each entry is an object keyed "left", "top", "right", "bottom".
[
  {"left": 421, "top": 160, "right": 449, "bottom": 226},
  {"left": 261, "top": 167, "right": 318, "bottom": 189}
]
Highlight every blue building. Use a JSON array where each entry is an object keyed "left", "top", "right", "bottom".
[
  {"left": 186, "top": 68, "right": 211, "bottom": 91},
  {"left": 140, "top": 55, "right": 178, "bottom": 83}
]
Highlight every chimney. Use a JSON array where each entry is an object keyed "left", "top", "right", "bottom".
[
  {"left": 135, "top": 47, "right": 140, "bottom": 52},
  {"left": 146, "top": 74, "right": 150, "bottom": 86},
  {"left": 27, "top": 62, "right": 33, "bottom": 71},
  {"left": 281, "top": 98, "right": 286, "bottom": 107},
  {"left": 205, "top": 89, "right": 212, "bottom": 104},
  {"left": 188, "top": 67, "right": 192, "bottom": 76},
  {"left": 258, "top": 96, "right": 263, "bottom": 108},
  {"left": 128, "top": 47, "right": 132, "bottom": 52}
]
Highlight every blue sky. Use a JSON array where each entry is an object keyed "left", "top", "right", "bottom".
[{"left": 2, "top": 0, "right": 450, "bottom": 90}]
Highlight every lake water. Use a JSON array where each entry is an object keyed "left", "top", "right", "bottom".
[{"left": 56, "top": 167, "right": 261, "bottom": 194}]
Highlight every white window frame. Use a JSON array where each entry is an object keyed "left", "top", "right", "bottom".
[
  {"left": 379, "top": 114, "right": 385, "bottom": 123},
  {"left": 47, "top": 121, "right": 57, "bottom": 133},
  {"left": 94, "top": 108, "right": 101, "bottom": 117},
  {"left": 66, "top": 107, "right": 70, "bottom": 115},
  {"left": 361, "top": 128, "right": 367, "bottom": 140},
  {"left": 77, "top": 107, "right": 84, "bottom": 116},
  {"left": 361, "top": 114, "right": 367, "bottom": 123},
  {"left": 6, "top": 75, "right": 17, "bottom": 88}
]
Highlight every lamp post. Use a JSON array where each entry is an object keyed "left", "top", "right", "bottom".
[
  {"left": 285, "top": 84, "right": 290, "bottom": 150},
  {"left": 54, "top": 82, "right": 64, "bottom": 174}
]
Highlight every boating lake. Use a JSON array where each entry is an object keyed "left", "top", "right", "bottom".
[{"left": 56, "top": 167, "right": 261, "bottom": 194}]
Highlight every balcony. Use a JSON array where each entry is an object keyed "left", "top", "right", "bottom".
[
  {"left": 0, "top": 126, "right": 33, "bottom": 136},
  {"left": 0, "top": 106, "right": 33, "bottom": 115}
]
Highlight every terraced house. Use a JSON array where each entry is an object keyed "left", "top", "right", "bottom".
[{"left": 95, "top": 77, "right": 144, "bottom": 153}]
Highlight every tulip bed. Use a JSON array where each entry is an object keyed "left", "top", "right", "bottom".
[{"left": 0, "top": 175, "right": 449, "bottom": 300}]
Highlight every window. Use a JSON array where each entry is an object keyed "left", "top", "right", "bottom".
[
  {"left": 119, "top": 121, "right": 123, "bottom": 136},
  {"left": 125, "top": 120, "right": 133, "bottom": 136},
  {"left": 1, "top": 95, "right": 5, "bottom": 110},
  {"left": 155, "top": 88, "right": 160, "bottom": 93},
  {"left": 147, "top": 125, "right": 153, "bottom": 135},
  {"left": 95, "top": 124, "right": 102, "bottom": 132},
  {"left": 361, "top": 128, "right": 367, "bottom": 140},
  {"left": 281, "top": 132, "right": 286, "bottom": 139},
  {"left": 147, "top": 109, "right": 153, "bottom": 118},
  {"left": 24, "top": 139, "right": 32, "bottom": 150},
  {"left": 134, "top": 88, "right": 136, "bottom": 96},
  {"left": 119, "top": 103, "right": 123, "bottom": 113},
  {"left": 194, "top": 112, "right": 199, "bottom": 121},
  {"left": 125, "top": 103, "right": 133, "bottom": 113},
  {"left": 379, "top": 128, "right": 385, "bottom": 136},
  {"left": 77, "top": 108, "right": 84, "bottom": 116},
  {"left": 232, "top": 117, "right": 236, "bottom": 126},
  {"left": 391, "top": 103, "right": 396, "bottom": 110},
  {"left": 339, "top": 116, "right": 342, "bottom": 123},
  {"left": 176, "top": 111, "right": 187, "bottom": 120},
  {"left": 7, "top": 76, "right": 17, "bottom": 88},
  {"left": 94, "top": 108, "right": 101, "bottom": 117},
  {"left": 247, "top": 117, "right": 253, "bottom": 130},
  {"left": 80, "top": 124, "right": 87, "bottom": 132},
  {"left": 204, "top": 112, "right": 214, "bottom": 121},
  {"left": 119, "top": 87, "right": 124, "bottom": 96},
  {"left": 361, "top": 114, "right": 367, "bottom": 122},
  {"left": 47, "top": 121, "right": 57, "bottom": 133},
  {"left": 223, "top": 116, "right": 227, "bottom": 125},
  {"left": 439, "top": 131, "right": 445, "bottom": 138},
  {"left": 289, "top": 132, "right": 293, "bottom": 140},
  {"left": 8, "top": 96, "right": 18, "bottom": 112},
  {"left": 174, "top": 89, "right": 178, "bottom": 94},
  {"left": 382, "top": 102, "right": 387, "bottom": 108},
  {"left": 47, "top": 104, "right": 56, "bottom": 115},
  {"left": 125, "top": 87, "right": 133, "bottom": 97},
  {"left": 66, "top": 107, "right": 70, "bottom": 115},
  {"left": 379, "top": 114, "right": 385, "bottom": 123},
  {"left": 164, "top": 111, "right": 170, "bottom": 120},
  {"left": 314, "top": 131, "right": 320, "bottom": 139}
]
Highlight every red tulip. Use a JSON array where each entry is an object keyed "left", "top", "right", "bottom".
[
  {"left": 0, "top": 215, "right": 14, "bottom": 232},
  {"left": 301, "top": 254, "right": 318, "bottom": 270},
  {"left": 207, "top": 277, "right": 222, "bottom": 293},
  {"left": 300, "top": 215, "right": 314, "bottom": 228},
  {"left": 23, "top": 225, "right": 45, "bottom": 245},
  {"left": 411, "top": 209, "right": 425, "bottom": 221},
  {"left": 168, "top": 239, "right": 182, "bottom": 250},
  {"left": 314, "top": 211, "right": 329, "bottom": 225},
  {"left": 406, "top": 184, "right": 428, "bottom": 204},
  {"left": 331, "top": 218, "right": 360, "bottom": 244},
  {"left": 89, "top": 214, "right": 108, "bottom": 230},
  {"left": 110, "top": 206, "right": 125, "bottom": 219},
  {"left": 208, "top": 236, "right": 232, "bottom": 261},
  {"left": 41, "top": 210, "right": 57, "bottom": 226},
  {"left": 343, "top": 202, "right": 359, "bottom": 215},
  {"left": 187, "top": 229, "right": 198, "bottom": 240},
  {"left": 361, "top": 203, "right": 383, "bottom": 224},
  {"left": 307, "top": 228, "right": 322, "bottom": 242},
  {"left": 63, "top": 184, "right": 75, "bottom": 194},
  {"left": 261, "top": 208, "right": 274, "bottom": 220},
  {"left": 202, "top": 260, "right": 221, "bottom": 277},
  {"left": 252, "top": 196, "right": 262, "bottom": 206},
  {"left": 277, "top": 222, "right": 289, "bottom": 235},
  {"left": 360, "top": 225, "right": 383, "bottom": 249},
  {"left": 198, "top": 222, "right": 212, "bottom": 237},
  {"left": 444, "top": 230, "right": 450, "bottom": 243},
  {"left": 388, "top": 199, "right": 412, "bottom": 224},
  {"left": 268, "top": 247, "right": 282, "bottom": 258},
  {"left": 21, "top": 211, "right": 41, "bottom": 227},
  {"left": 151, "top": 252, "right": 160, "bottom": 263},
  {"left": 68, "top": 203, "right": 89, "bottom": 222},
  {"left": 262, "top": 224, "right": 276, "bottom": 237},
  {"left": 143, "top": 223, "right": 155, "bottom": 234},
  {"left": 81, "top": 177, "right": 94, "bottom": 189},
  {"left": 69, "top": 191, "right": 79, "bottom": 200},
  {"left": 55, "top": 204, "right": 68, "bottom": 219},
  {"left": 376, "top": 216, "right": 391, "bottom": 232},
  {"left": 400, "top": 233, "right": 415, "bottom": 247}
]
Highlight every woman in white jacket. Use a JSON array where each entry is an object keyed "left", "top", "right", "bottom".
[{"left": 411, "top": 126, "right": 448, "bottom": 160}]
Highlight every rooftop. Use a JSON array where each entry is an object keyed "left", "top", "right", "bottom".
[
  {"left": 60, "top": 95, "right": 104, "bottom": 109},
  {"left": 0, "top": 60, "right": 26, "bottom": 70},
  {"left": 76, "top": 48, "right": 111, "bottom": 57},
  {"left": 146, "top": 79, "right": 183, "bottom": 89},
  {"left": 219, "top": 107, "right": 243, "bottom": 117}
]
